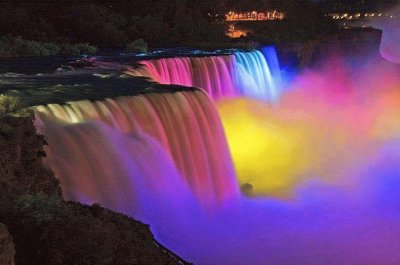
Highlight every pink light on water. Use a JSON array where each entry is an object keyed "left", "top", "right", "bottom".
[
  {"left": 35, "top": 49, "right": 400, "bottom": 264},
  {"left": 135, "top": 50, "right": 281, "bottom": 101},
  {"left": 36, "top": 91, "right": 239, "bottom": 210}
]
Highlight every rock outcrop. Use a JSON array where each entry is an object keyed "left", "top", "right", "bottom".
[
  {"left": 0, "top": 107, "right": 60, "bottom": 198},
  {"left": 1, "top": 195, "right": 179, "bottom": 265},
  {"left": 0, "top": 224, "right": 15, "bottom": 265},
  {"left": 0, "top": 97, "right": 186, "bottom": 265},
  {"left": 278, "top": 27, "right": 383, "bottom": 69}
]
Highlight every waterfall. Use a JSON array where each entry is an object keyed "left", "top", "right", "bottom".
[
  {"left": 25, "top": 42, "right": 400, "bottom": 264},
  {"left": 235, "top": 50, "right": 279, "bottom": 101},
  {"left": 138, "top": 55, "right": 237, "bottom": 99},
  {"left": 35, "top": 90, "right": 239, "bottom": 211},
  {"left": 135, "top": 49, "right": 282, "bottom": 101}
]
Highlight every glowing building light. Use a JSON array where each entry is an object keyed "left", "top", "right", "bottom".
[{"left": 225, "top": 10, "right": 285, "bottom": 21}]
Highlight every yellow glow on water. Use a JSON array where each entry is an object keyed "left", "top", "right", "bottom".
[
  {"left": 217, "top": 98, "right": 322, "bottom": 196},
  {"left": 217, "top": 95, "right": 376, "bottom": 197}
]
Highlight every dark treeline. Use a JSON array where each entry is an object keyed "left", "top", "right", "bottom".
[
  {"left": 0, "top": 0, "right": 229, "bottom": 48},
  {"left": 0, "top": 0, "right": 338, "bottom": 48}
]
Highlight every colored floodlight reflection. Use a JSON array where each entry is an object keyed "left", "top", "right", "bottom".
[
  {"left": 219, "top": 55, "right": 400, "bottom": 197},
  {"left": 217, "top": 98, "right": 318, "bottom": 196},
  {"left": 136, "top": 49, "right": 282, "bottom": 102},
  {"left": 34, "top": 44, "right": 400, "bottom": 264}
]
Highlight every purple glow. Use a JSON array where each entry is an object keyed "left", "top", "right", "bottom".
[{"left": 34, "top": 47, "right": 400, "bottom": 264}]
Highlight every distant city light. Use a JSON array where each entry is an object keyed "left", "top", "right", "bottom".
[
  {"left": 225, "top": 11, "right": 285, "bottom": 21},
  {"left": 225, "top": 9, "right": 398, "bottom": 24},
  {"left": 328, "top": 11, "right": 398, "bottom": 21}
]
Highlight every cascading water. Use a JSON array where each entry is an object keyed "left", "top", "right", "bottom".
[
  {"left": 234, "top": 50, "right": 280, "bottom": 101},
  {"left": 37, "top": 121, "right": 196, "bottom": 220},
  {"left": 30, "top": 43, "right": 400, "bottom": 264},
  {"left": 261, "top": 46, "right": 282, "bottom": 86},
  {"left": 35, "top": 90, "right": 239, "bottom": 210},
  {"left": 135, "top": 49, "right": 282, "bottom": 101},
  {"left": 138, "top": 55, "right": 236, "bottom": 99}
]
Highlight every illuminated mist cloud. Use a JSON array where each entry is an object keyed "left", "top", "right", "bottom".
[
  {"left": 205, "top": 52, "right": 400, "bottom": 264},
  {"left": 36, "top": 45, "right": 400, "bottom": 264},
  {"left": 218, "top": 52, "right": 400, "bottom": 197}
]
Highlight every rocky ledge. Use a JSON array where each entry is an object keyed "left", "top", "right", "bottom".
[{"left": 0, "top": 96, "right": 189, "bottom": 265}]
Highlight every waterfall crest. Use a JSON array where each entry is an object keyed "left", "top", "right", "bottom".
[{"left": 135, "top": 49, "right": 282, "bottom": 101}]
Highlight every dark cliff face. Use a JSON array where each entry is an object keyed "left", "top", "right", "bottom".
[
  {"left": 277, "top": 28, "right": 383, "bottom": 70},
  {"left": 0, "top": 112, "right": 61, "bottom": 199},
  {"left": 0, "top": 105, "right": 181, "bottom": 265},
  {"left": 1, "top": 196, "right": 179, "bottom": 265},
  {"left": 0, "top": 223, "right": 15, "bottom": 265}
]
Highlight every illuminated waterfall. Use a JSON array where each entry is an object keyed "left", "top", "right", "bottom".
[
  {"left": 35, "top": 90, "right": 239, "bottom": 210},
  {"left": 261, "top": 46, "right": 282, "bottom": 87},
  {"left": 26, "top": 41, "right": 400, "bottom": 264},
  {"left": 136, "top": 50, "right": 281, "bottom": 101},
  {"left": 235, "top": 50, "right": 279, "bottom": 101},
  {"left": 139, "top": 55, "right": 236, "bottom": 99}
]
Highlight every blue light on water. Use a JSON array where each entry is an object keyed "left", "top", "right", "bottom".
[{"left": 234, "top": 48, "right": 282, "bottom": 102}]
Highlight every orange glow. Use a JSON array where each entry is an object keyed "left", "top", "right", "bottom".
[
  {"left": 226, "top": 24, "right": 249, "bottom": 38},
  {"left": 225, "top": 11, "right": 285, "bottom": 21}
]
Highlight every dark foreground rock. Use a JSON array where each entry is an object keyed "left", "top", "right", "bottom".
[
  {"left": 0, "top": 195, "right": 178, "bottom": 265},
  {"left": 0, "top": 224, "right": 15, "bottom": 265},
  {"left": 0, "top": 98, "right": 186, "bottom": 265},
  {"left": 0, "top": 100, "right": 60, "bottom": 198}
]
